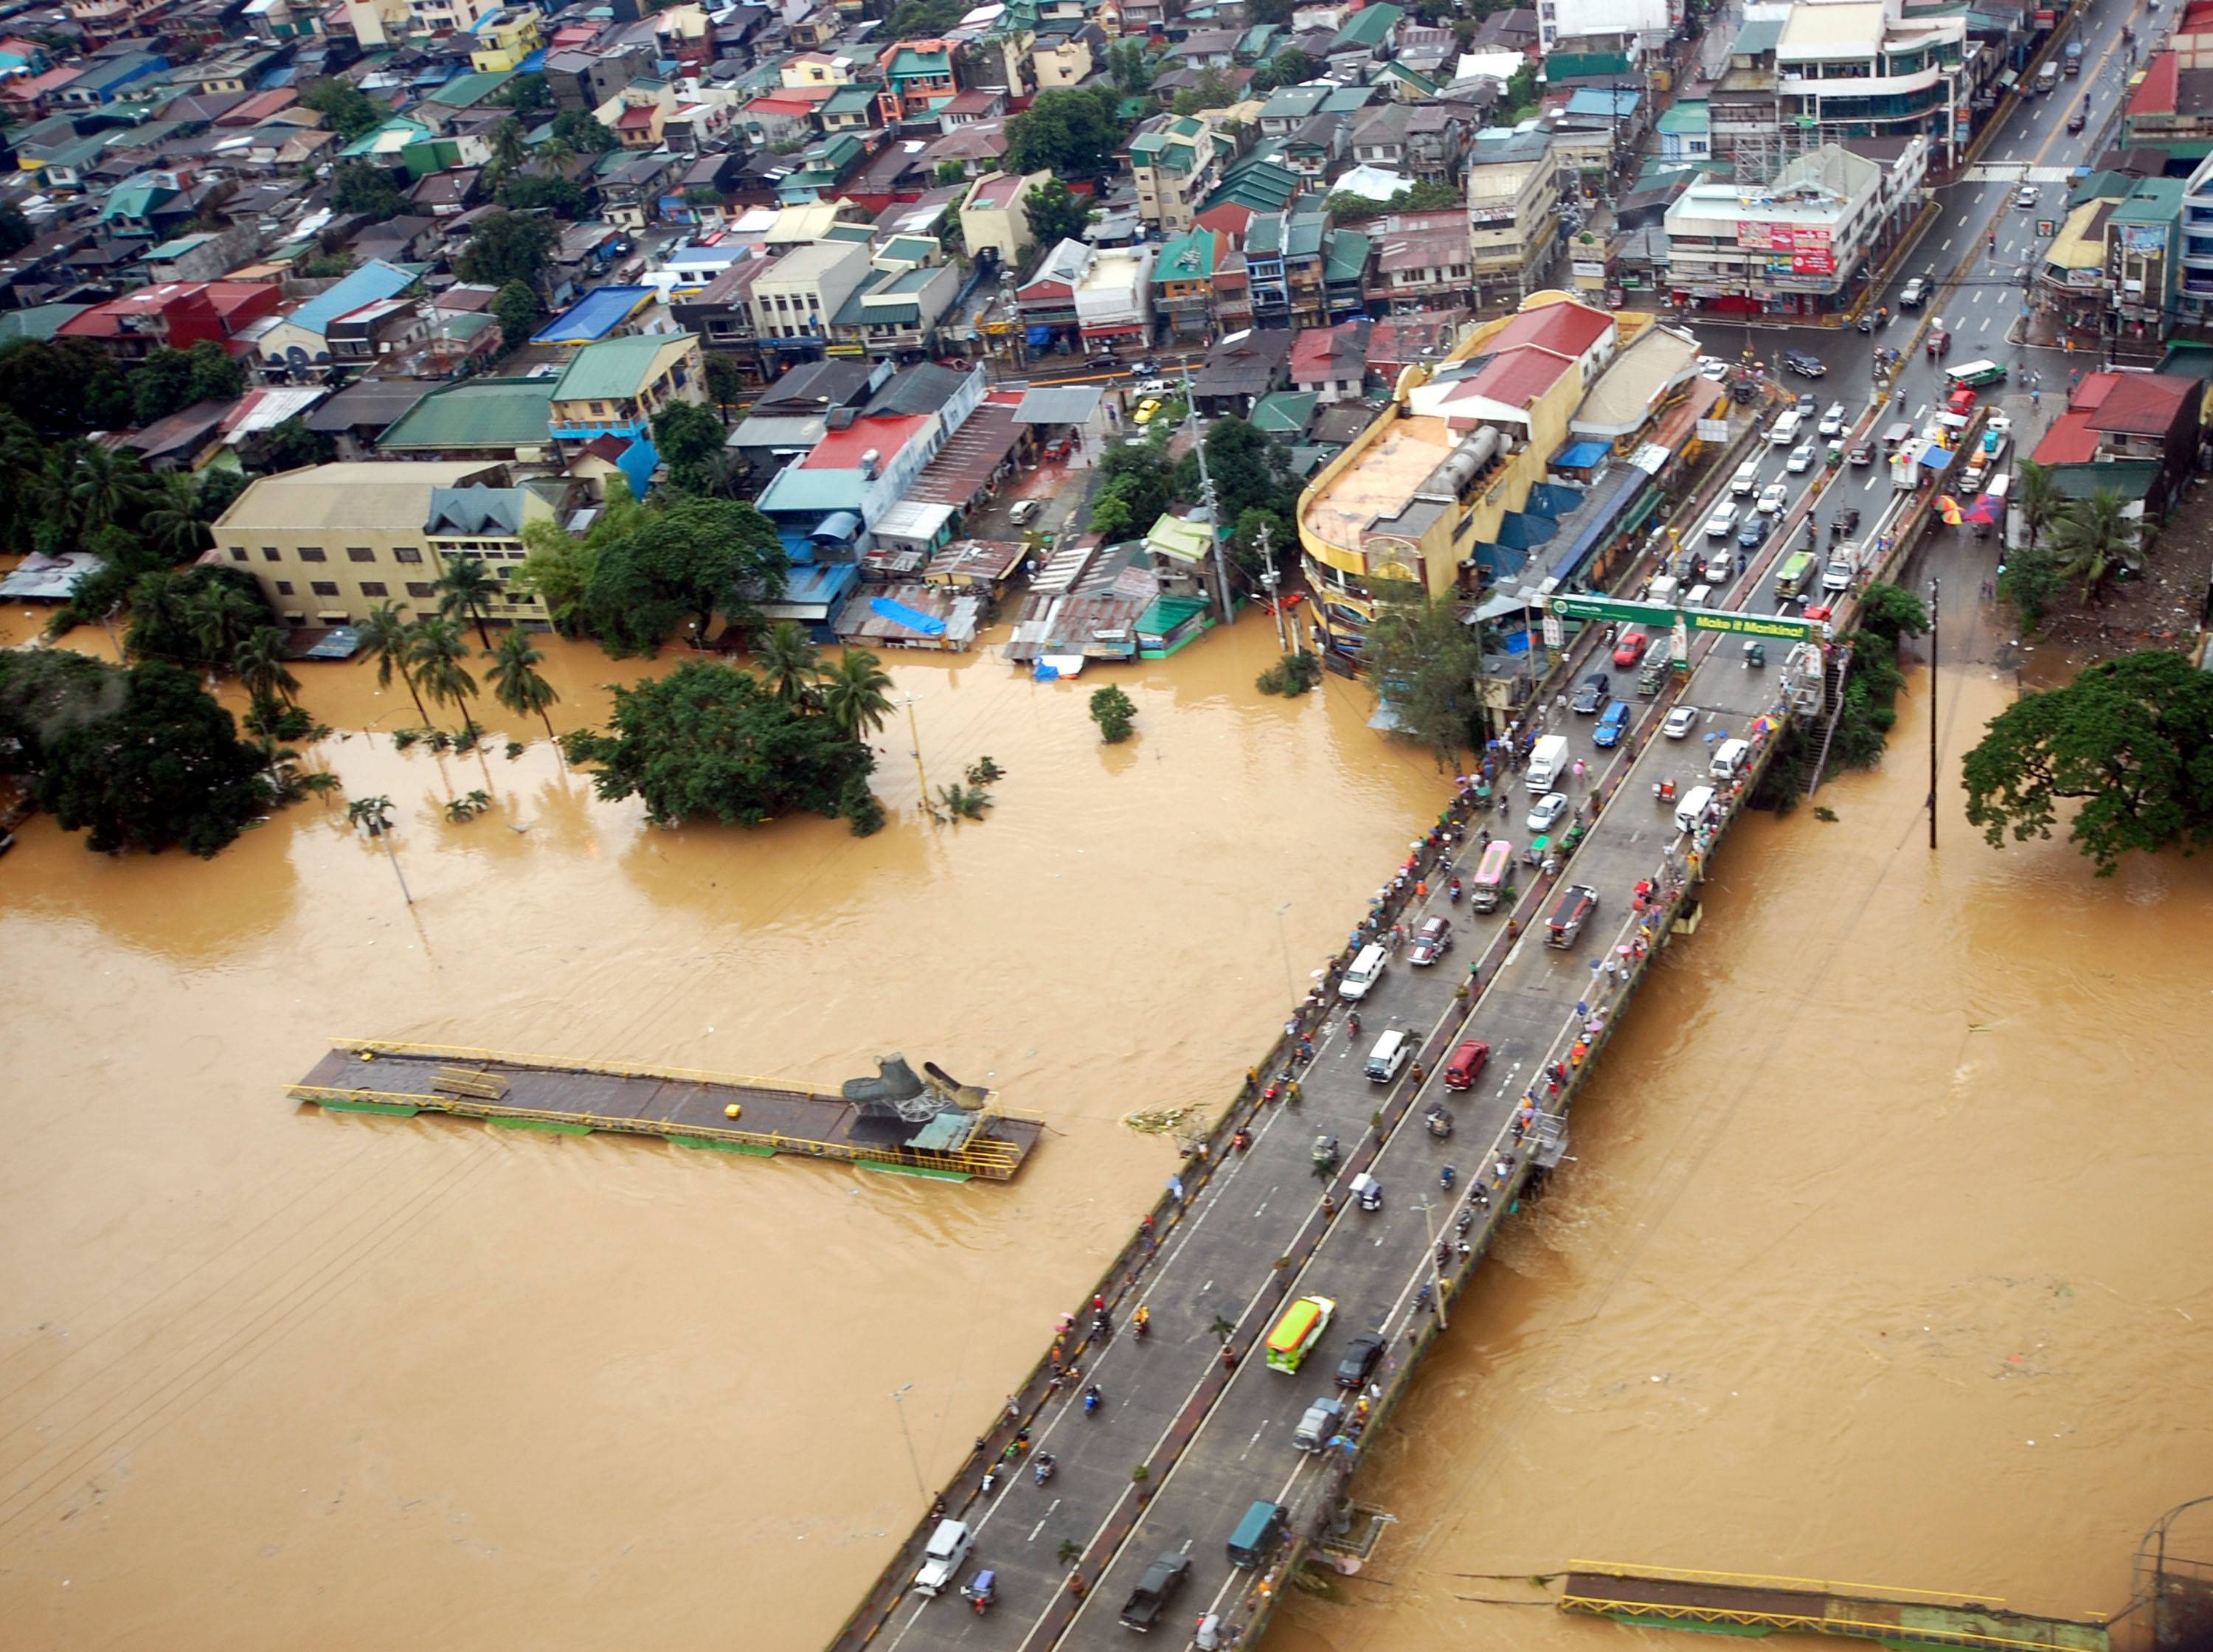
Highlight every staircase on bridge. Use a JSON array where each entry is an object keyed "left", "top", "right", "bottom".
[
  {"left": 1560, "top": 1564, "right": 2110, "bottom": 1652},
  {"left": 1806, "top": 642, "right": 1857, "bottom": 795}
]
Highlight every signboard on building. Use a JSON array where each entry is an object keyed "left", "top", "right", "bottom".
[
  {"left": 1739, "top": 219, "right": 1836, "bottom": 275},
  {"left": 1542, "top": 611, "right": 1565, "bottom": 650},
  {"left": 1695, "top": 418, "right": 1731, "bottom": 442},
  {"left": 1469, "top": 204, "right": 1519, "bottom": 227},
  {"left": 1571, "top": 260, "right": 1608, "bottom": 278},
  {"left": 1546, "top": 592, "right": 1820, "bottom": 641}
]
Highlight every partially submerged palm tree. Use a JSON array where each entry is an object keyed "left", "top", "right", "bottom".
[
  {"left": 234, "top": 625, "right": 299, "bottom": 712},
  {"left": 755, "top": 620, "right": 821, "bottom": 707},
  {"left": 436, "top": 554, "right": 501, "bottom": 649},
  {"left": 409, "top": 614, "right": 481, "bottom": 732},
  {"left": 356, "top": 600, "right": 430, "bottom": 727},
  {"left": 818, "top": 647, "right": 895, "bottom": 740},
  {"left": 485, "top": 628, "right": 560, "bottom": 740}
]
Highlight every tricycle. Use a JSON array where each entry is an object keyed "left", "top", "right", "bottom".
[
  {"left": 1744, "top": 640, "right": 1767, "bottom": 670},
  {"left": 963, "top": 1570, "right": 998, "bottom": 1615},
  {"left": 1312, "top": 1134, "right": 1340, "bottom": 1172},
  {"left": 1425, "top": 1105, "right": 1453, "bottom": 1139},
  {"left": 1561, "top": 821, "right": 1587, "bottom": 853},
  {"left": 1655, "top": 777, "right": 1677, "bottom": 804}
]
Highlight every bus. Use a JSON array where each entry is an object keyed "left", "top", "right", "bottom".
[
  {"left": 1775, "top": 551, "right": 1816, "bottom": 599},
  {"left": 1470, "top": 839, "right": 1514, "bottom": 912},
  {"left": 1265, "top": 1294, "right": 1336, "bottom": 1373}
]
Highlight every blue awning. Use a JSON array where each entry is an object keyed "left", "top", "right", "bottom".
[
  {"left": 1027, "top": 325, "right": 1055, "bottom": 346},
  {"left": 812, "top": 510, "right": 862, "bottom": 542},
  {"left": 1525, "top": 482, "right": 1583, "bottom": 516},
  {"left": 870, "top": 595, "right": 946, "bottom": 635},
  {"left": 1916, "top": 445, "right": 1955, "bottom": 471},
  {"left": 1552, "top": 440, "right": 1610, "bottom": 470}
]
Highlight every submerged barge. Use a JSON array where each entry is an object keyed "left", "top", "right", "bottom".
[{"left": 289, "top": 1044, "right": 1043, "bottom": 1181}]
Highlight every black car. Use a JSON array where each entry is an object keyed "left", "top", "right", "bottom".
[
  {"left": 1407, "top": 914, "right": 1453, "bottom": 965},
  {"left": 1335, "top": 1330, "right": 1385, "bottom": 1390},
  {"left": 1793, "top": 391, "right": 1817, "bottom": 417},
  {"left": 1736, "top": 517, "right": 1767, "bottom": 550},
  {"left": 1783, "top": 350, "right": 1826, "bottom": 378},
  {"left": 1570, "top": 671, "right": 1610, "bottom": 714}
]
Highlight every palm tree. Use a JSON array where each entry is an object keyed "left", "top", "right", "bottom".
[
  {"left": 234, "top": 625, "right": 299, "bottom": 712},
  {"left": 186, "top": 583, "right": 264, "bottom": 667},
  {"left": 818, "top": 648, "right": 895, "bottom": 740},
  {"left": 2015, "top": 459, "right": 2061, "bottom": 554},
  {"left": 359, "top": 599, "right": 433, "bottom": 726},
  {"left": 484, "top": 628, "right": 560, "bottom": 740},
  {"left": 141, "top": 472, "right": 210, "bottom": 560},
  {"left": 755, "top": 620, "right": 822, "bottom": 707},
  {"left": 436, "top": 554, "right": 500, "bottom": 649},
  {"left": 538, "top": 131, "right": 577, "bottom": 173},
  {"left": 488, "top": 116, "right": 527, "bottom": 175},
  {"left": 69, "top": 445, "right": 146, "bottom": 536},
  {"left": 2049, "top": 488, "right": 2135, "bottom": 605},
  {"left": 347, "top": 794, "right": 412, "bottom": 905},
  {"left": 409, "top": 614, "right": 481, "bottom": 732}
]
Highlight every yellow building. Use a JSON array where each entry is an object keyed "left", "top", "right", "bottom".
[
  {"left": 960, "top": 169, "right": 1050, "bottom": 268},
  {"left": 470, "top": 7, "right": 544, "bottom": 72},
  {"left": 1298, "top": 295, "right": 1618, "bottom": 628},
  {"left": 213, "top": 462, "right": 560, "bottom": 628}
]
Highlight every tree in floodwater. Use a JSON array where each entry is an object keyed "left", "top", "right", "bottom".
[
  {"left": 1962, "top": 648, "right": 2213, "bottom": 875},
  {"left": 1363, "top": 585, "right": 1483, "bottom": 766}
]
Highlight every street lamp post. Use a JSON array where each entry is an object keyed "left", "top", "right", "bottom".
[
  {"left": 1926, "top": 576, "right": 1940, "bottom": 851},
  {"left": 1416, "top": 1197, "right": 1450, "bottom": 1330},
  {"left": 1275, "top": 900, "right": 1297, "bottom": 1008},
  {"left": 890, "top": 1384, "right": 927, "bottom": 1502}
]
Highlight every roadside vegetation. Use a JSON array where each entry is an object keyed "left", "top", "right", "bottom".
[
  {"left": 1365, "top": 587, "right": 1483, "bottom": 766},
  {"left": 1751, "top": 581, "right": 1928, "bottom": 813}
]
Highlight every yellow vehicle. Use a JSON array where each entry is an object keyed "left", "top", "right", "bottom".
[
  {"left": 1265, "top": 1294, "right": 1336, "bottom": 1373},
  {"left": 1133, "top": 397, "right": 1163, "bottom": 424}
]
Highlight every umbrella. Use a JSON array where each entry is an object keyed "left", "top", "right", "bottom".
[
  {"left": 1965, "top": 493, "right": 2003, "bottom": 524},
  {"left": 1933, "top": 493, "right": 1961, "bottom": 514},
  {"left": 1934, "top": 496, "right": 1964, "bottom": 526}
]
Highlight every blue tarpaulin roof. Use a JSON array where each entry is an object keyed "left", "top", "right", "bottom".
[
  {"left": 1470, "top": 542, "right": 1527, "bottom": 577},
  {"left": 870, "top": 595, "right": 946, "bottom": 635},
  {"left": 1525, "top": 482, "right": 1582, "bottom": 516},
  {"left": 1495, "top": 510, "right": 1554, "bottom": 550},
  {"left": 1916, "top": 444, "right": 1954, "bottom": 470},
  {"left": 1027, "top": 325, "right": 1055, "bottom": 346},
  {"left": 1553, "top": 440, "right": 1610, "bottom": 470},
  {"left": 1548, "top": 468, "right": 1646, "bottom": 586}
]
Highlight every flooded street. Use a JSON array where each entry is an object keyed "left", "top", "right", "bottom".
[
  {"left": 5, "top": 594, "right": 2211, "bottom": 1652},
  {"left": 0, "top": 608, "right": 1452, "bottom": 1651},
  {"left": 1276, "top": 660, "right": 2213, "bottom": 1652}
]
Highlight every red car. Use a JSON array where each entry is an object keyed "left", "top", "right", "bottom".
[
  {"left": 1612, "top": 629, "right": 1649, "bottom": 667},
  {"left": 1443, "top": 1040, "right": 1491, "bottom": 1091},
  {"left": 1946, "top": 386, "right": 1978, "bottom": 416}
]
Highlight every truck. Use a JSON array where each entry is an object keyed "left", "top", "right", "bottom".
[
  {"left": 1525, "top": 733, "right": 1568, "bottom": 792},
  {"left": 912, "top": 1519, "right": 973, "bottom": 1597},
  {"left": 1119, "top": 1550, "right": 1191, "bottom": 1632}
]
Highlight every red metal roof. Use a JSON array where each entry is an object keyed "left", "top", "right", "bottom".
[
  {"left": 1486, "top": 299, "right": 1612, "bottom": 358},
  {"left": 2066, "top": 370, "right": 2122, "bottom": 413},
  {"left": 2086, "top": 372, "right": 2194, "bottom": 435},
  {"left": 801, "top": 412, "right": 932, "bottom": 470},
  {"left": 2130, "top": 51, "right": 2178, "bottom": 117},
  {"left": 1460, "top": 344, "right": 1573, "bottom": 409},
  {"left": 2031, "top": 409, "right": 2101, "bottom": 465}
]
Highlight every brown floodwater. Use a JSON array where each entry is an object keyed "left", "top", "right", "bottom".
[
  {"left": 0, "top": 605, "right": 1455, "bottom": 1651},
  {"left": 1273, "top": 657, "right": 2213, "bottom": 1652},
  {"left": 5, "top": 594, "right": 2211, "bottom": 1652}
]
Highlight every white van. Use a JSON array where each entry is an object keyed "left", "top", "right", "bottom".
[
  {"left": 1675, "top": 783, "right": 1717, "bottom": 835},
  {"left": 1730, "top": 458, "right": 1761, "bottom": 496},
  {"left": 1364, "top": 1030, "right": 1410, "bottom": 1082},
  {"left": 1709, "top": 738, "right": 1752, "bottom": 781},
  {"left": 1686, "top": 583, "right": 1713, "bottom": 609},
  {"left": 1525, "top": 733, "right": 1569, "bottom": 791},
  {"left": 1008, "top": 498, "right": 1044, "bottom": 527},
  {"left": 1340, "top": 943, "right": 1388, "bottom": 1002},
  {"left": 1647, "top": 574, "right": 1679, "bottom": 606},
  {"left": 1768, "top": 409, "right": 1804, "bottom": 446}
]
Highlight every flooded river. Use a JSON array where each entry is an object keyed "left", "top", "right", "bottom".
[{"left": 3, "top": 600, "right": 2209, "bottom": 1651}]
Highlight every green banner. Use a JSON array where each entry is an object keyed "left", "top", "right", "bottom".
[{"left": 1546, "top": 593, "right": 1818, "bottom": 642}]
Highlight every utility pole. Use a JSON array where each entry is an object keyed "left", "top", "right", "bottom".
[
  {"left": 902, "top": 693, "right": 929, "bottom": 811},
  {"left": 1926, "top": 577, "right": 1939, "bottom": 850},
  {"left": 1185, "top": 364, "right": 1235, "bottom": 627},
  {"left": 1258, "top": 520, "right": 1288, "bottom": 651}
]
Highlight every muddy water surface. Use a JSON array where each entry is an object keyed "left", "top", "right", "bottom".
[
  {"left": 0, "top": 611, "right": 1450, "bottom": 1651},
  {"left": 1274, "top": 662, "right": 2213, "bottom": 1652}
]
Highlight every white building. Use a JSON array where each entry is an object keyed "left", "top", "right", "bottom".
[
  {"left": 1663, "top": 144, "right": 1886, "bottom": 318},
  {"left": 1537, "top": 0, "right": 1678, "bottom": 57},
  {"left": 1773, "top": 0, "right": 1968, "bottom": 156},
  {"left": 1073, "top": 246, "right": 1157, "bottom": 351}
]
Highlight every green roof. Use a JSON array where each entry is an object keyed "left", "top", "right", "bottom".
[
  {"left": 0, "top": 302, "right": 89, "bottom": 344},
  {"left": 1331, "top": 1, "right": 1402, "bottom": 49},
  {"left": 1207, "top": 162, "right": 1301, "bottom": 213},
  {"left": 378, "top": 378, "right": 555, "bottom": 449},
  {"left": 1152, "top": 226, "right": 1221, "bottom": 282},
  {"left": 1247, "top": 389, "right": 1317, "bottom": 434},
  {"left": 426, "top": 69, "right": 513, "bottom": 106},
  {"left": 550, "top": 333, "right": 690, "bottom": 403},
  {"left": 2112, "top": 178, "right": 2186, "bottom": 225},
  {"left": 1323, "top": 229, "right": 1371, "bottom": 282},
  {"left": 1655, "top": 100, "right": 1709, "bottom": 135},
  {"left": 822, "top": 83, "right": 878, "bottom": 113},
  {"left": 888, "top": 46, "right": 951, "bottom": 77},
  {"left": 1545, "top": 49, "right": 1632, "bottom": 77},
  {"left": 879, "top": 234, "right": 938, "bottom": 263}
]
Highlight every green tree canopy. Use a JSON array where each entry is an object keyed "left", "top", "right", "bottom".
[
  {"left": 561, "top": 658, "right": 878, "bottom": 830},
  {"left": 2049, "top": 487, "right": 2136, "bottom": 604},
  {"left": 549, "top": 109, "right": 617, "bottom": 154},
  {"left": 491, "top": 279, "right": 541, "bottom": 355},
  {"left": 1271, "top": 46, "right": 1318, "bottom": 83},
  {"left": 651, "top": 399, "right": 727, "bottom": 472},
  {"left": 1109, "top": 38, "right": 1155, "bottom": 94},
  {"left": 582, "top": 497, "right": 789, "bottom": 654},
  {"left": 331, "top": 159, "right": 405, "bottom": 217},
  {"left": 125, "top": 565, "right": 273, "bottom": 667},
  {"left": 20, "top": 657, "right": 270, "bottom": 856},
  {"left": 1963, "top": 649, "right": 2213, "bottom": 876},
  {"left": 888, "top": 0, "right": 961, "bottom": 33},
  {"left": 1085, "top": 440, "right": 1177, "bottom": 543},
  {"left": 454, "top": 209, "right": 561, "bottom": 288},
  {"left": 1365, "top": 586, "right": 1483, "bottom": 765},
  {"left": 1025, "top": 178, "right": 1097, "bottom": 247},
  {"left": 0, "top": 202, "right": 32, "bottom": 257},
  {"left": 1005, "top": 86, "right": 1129, "bottom": 178},
  {"left": 0, "top": 338, "right": 127, "bottom": 437},
  {"left": 499, "top": 173, "right": 590, "bottom": 217},
  {"left": 300, "top": 77, "right": 385, "bottom": 141},
  {"left": 493, "top": 71, "right": 552, "bottom": 114}
]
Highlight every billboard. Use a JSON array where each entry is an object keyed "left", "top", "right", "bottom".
[{"left": 1741, "top": 219, "right": 1836, "bottom": 275}]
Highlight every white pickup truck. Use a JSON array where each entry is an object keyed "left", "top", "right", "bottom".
[{"left": 913, "top": 1519, "right": 973, "bottom": 1597}]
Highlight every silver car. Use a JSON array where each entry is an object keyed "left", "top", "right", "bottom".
[
  {"left": 1663, "top": 705, "right": 1700, "bottom": 739},
  {"left": 1527, "top": 791, "right": 1570, "bottom": 832}
]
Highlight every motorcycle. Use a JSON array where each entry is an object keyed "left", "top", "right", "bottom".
[
  {"left": 1033, "top": 1454, "right": 1056, "bottom": 1486},
  {"left": 1447, "top": 877, "right": 1463, "bottom": 904},
  {"left": 1439, "top": 1165, "right": 1457, "bottom": 1191},
  {"left": 1133, "top": 1309, "right": 1151, "bottom": 1339},
  {"left": 1083, "top": 1384, "right": 1104, "bottom": 1416},
  {"left": 1346, "top": 1010, "right": 1362, "bottom": 1038}
]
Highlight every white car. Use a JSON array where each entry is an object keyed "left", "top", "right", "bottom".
[
  {"left": 1703, "top": 503, "right": 1739, "bottom": 538},
  {"left": 1527, "top": 791, "right": 1570, "bottom": 833},
  {"left": 1756, "top": 482, "right": 1789, "bottom": 516},
  {"left": 1986, "top": 411, "right": 2013, "bottom": 437},
  {"left": 1784, "top": 441, "right": 1817, "bottom": 473},
  {"left": 2016, "top": 184, "right": 2039, "bottom": 208},
  {"left": 1817, "top": 402, "right": 1846, "bottom": 437},
  {"left": 1663, "top": 705, "right": 1700, "bottom": 740},
  {"left": 1697, "top": 355, "right": 1730, "bottom": 380}
]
